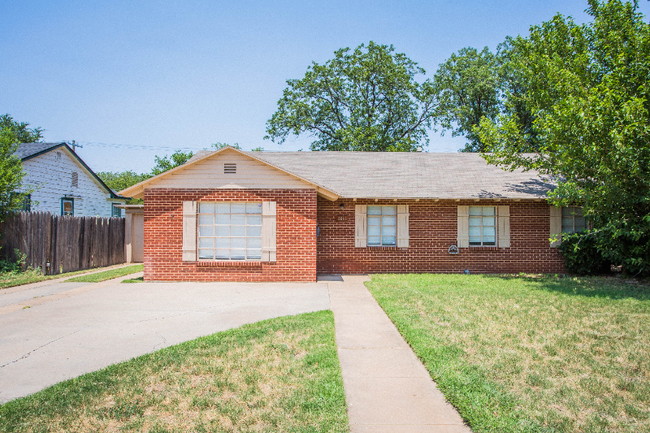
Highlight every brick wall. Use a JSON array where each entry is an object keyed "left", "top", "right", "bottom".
[
  {"left": 317, "top": 197, "right": 565, "bottom": 274},
  {"left": 144, "top": 189, "right": 317, "bottom": 282}
]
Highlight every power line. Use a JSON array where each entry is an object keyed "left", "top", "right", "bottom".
[{"left": 76, "top": 141, "right": 209, "bottom": 152}]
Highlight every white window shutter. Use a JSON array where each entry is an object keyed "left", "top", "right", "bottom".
[
  {"left": 262, "top": 201, "right": 277, "bottom": 262},
  {"left": 549, "top": 206, "right": 562, "bottom": 248},
  {"left": 182, "top": 201, "right": 197, "bottom": 261},
  {"left": 355, "top": 205, "right": 367, "bottom": 248},
  {"left": 498, "top": 206, "right": 510, "bottom": 248},
  {"left": 397, "top": 205, "right": 409, "bottom": 248},
  {"left": 457, "top": 206, "right": 469, "bottom": 248}
]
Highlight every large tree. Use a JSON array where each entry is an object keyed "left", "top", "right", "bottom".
[
  {"left": 265, "top": 41, "right": 438, "bottom": 152},
  {"left": 477, "top": 0, "right": 650, "bottom": 274},
  {"left": 433, "top": 47, "right": 501, "bottom": 152},
  {"left": 0, "top": 115, "right": 43, "bottom": 222}
]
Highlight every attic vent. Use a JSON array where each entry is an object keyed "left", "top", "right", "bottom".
[
  {"left": 224, "top": 163, "right": 237, "bottom": 174},
  {"left": 71, "top": 171, "right": 79, "bottom": 188}
]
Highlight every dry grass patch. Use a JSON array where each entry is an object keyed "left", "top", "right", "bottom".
[
  {"left": 0, "top": 310, "right": 348, "bottom": 433},
  {"left": 367, "top": 274, "right": 650, "bottom": 433}
]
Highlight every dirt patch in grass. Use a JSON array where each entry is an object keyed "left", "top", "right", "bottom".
[
  {"left": 367, "top": 274, "right": 650, "bottom": 433},
  {"left": 0, "top": 310, "right": 348, "bottom": 433}
]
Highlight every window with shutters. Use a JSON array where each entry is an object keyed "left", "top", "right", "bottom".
[
  {"left": 197, "top": 202, "right": 262, "bottom": 260},
  {"left": 367, "top": 205, "right": 396, "bottom": 246},
  {"left": 469, "top": 206, "right": 497, "bottom": 246},
  {"left": 562, "top": 207, "right": 586, "bottom": 234}
]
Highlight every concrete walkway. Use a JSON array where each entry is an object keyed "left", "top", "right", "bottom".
[{"left": 324, "top": 275, "right": 471, "bottom": 433}]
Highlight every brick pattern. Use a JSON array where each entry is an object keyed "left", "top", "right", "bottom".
[
  {"left": 317, "top": 198, "right": 565, "bottom": 274},
  {"left": 144, "top": 189, "right": 317, "bottom": 282}
]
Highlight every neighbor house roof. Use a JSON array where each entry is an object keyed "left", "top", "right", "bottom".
[
  {"left": 14, "top": 142, "right": 125, "bottom": 199},
  {"left": 122, "top": 147, "right": 554, "bottom": 200}
]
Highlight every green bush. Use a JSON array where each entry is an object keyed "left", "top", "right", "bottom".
[
  {"left": 559, "top": 231, "right": 611, "bottom": 275},
  {"left": 0, "top": 249, "right": 26, "bottom": 273}
]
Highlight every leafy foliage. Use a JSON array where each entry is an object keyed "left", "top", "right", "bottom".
[
  {"left": 559, "top": 231, "right": 611, "bottom": 275},
  {"left": 0, "top": 114, "right": 43, "bottom": 144},
  {"left": 150, "top": 149, "right": 194, "bottom": 176},
  {"left": 434, "top": 47, "right": 501, "bottom": 152},
  {"left": 265, "top": 41, "right": 438, "bottom": 152},
  {"left": 97, "top": 170, "right": 151, "bottom": 204},
  {"left": 211, "top": 142, "right": 241, "bottom": 150},
  {"left": 477, "top": 0, "right": 650, "bottom": 275},
  {"left": 0, "top": 114, "right": 43, "bottom": 223}
]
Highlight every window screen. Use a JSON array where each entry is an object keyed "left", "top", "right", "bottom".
[
  {"left": 197, "top": 202, "right": 262, "bottom": 260},
  {"left": 562, "top": 207, "right": 586, "bottom": 234},
  {"left": 367, "top": 205, "right": 396, "bottom": 246},
  {"left": 469, "top": 206, "right": 496, "bottom": 246}
]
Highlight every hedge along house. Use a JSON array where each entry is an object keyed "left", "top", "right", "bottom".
[{"left": 120, "top": 146, "right": 567, "bottom": 282}]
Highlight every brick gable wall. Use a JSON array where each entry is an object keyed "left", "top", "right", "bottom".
[
  {"left": 144, "top": 189, "right": 317, "bottom": 282},
  {"left": 317, "top": 197, "right": 565, "bottom": 274}
]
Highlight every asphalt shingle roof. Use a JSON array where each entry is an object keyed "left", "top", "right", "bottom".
[
  {"left": 251, "top": 151, "right": 553, "bottom": 199},
  {"left": 186, "top": 150, "right": 554, "bottom": 200},
  {"left": 13, "top": 142, "right": 65, "bottom": 160}
]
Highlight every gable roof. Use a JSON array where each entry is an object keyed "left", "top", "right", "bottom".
[
  {"left": 121, "top": 147, "right": 555, "bottom": 200},
  {"left": 15, "top": 142, "right": 125, "bottom": 199},
  {"left": 119, "top": 147, "right": 340, "bottom": 200}
]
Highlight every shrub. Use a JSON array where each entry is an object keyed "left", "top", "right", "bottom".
[
  {"left": 559, "top": 231, "right": 611, "bottom": 275},
  {"left": 0, "top": 248, "right": 26, "bottom": 273}
]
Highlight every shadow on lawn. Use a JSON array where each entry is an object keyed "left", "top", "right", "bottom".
[{"left": 496, "top": 275, "right": 650, "bottom": 301}]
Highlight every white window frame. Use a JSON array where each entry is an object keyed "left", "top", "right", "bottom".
[
  {"left": 469, "top": 206, "right": 497, "bottom": 246},
  {"left": 367, "top": 205, "right": 397, "bottom": 246},
  {"left": 197, "top": 202, "right": 263, "bottom": 261}
]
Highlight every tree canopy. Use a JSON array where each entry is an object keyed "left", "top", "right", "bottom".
[
  {"left": 0, "top": 115, "right": 42, "bottom": 222},
  {"left": 265, "top": 41, "right": 438, "bottom": 152},
  {"left": 433, "top": 47, "right": 501, "bottom": 152},
  {"left": 477, "top": 0, "right": 650, "bottom": 275},
  {"left": 150, "top": 149, "right": 194, "bottom": 176}
]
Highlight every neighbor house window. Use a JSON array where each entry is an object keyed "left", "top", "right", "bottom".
[
  {"left": 367, "top": 205, "right": 396, "bottom": 246},
  {"left": 61, "top": 198, "right": 74, "bottom": 216},
  {"left": 111, "top": 203, "right": 122, "bottom": 218},
  {"left": 197, "top": 202, "right": 262, "bottom": 260},
  {"left": 562, "top": 207, "right": 586, "bottom": 234},
  {"left": 469, "top": 206, "right": 496, "bottom": 246}
]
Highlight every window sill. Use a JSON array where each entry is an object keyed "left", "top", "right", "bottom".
[
  {"left": 465, "top": 246, "right": 502, "bottom": 251},
  {"left": 196, "top": 261, "right": 271, "bottom": 268}
]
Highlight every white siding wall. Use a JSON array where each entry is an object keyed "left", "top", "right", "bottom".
[{"left": 20, "top": 148, "right": 123, "bottom": 217}]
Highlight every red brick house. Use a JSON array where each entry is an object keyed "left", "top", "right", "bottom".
[{"left": 120, "top": 147, "right": 568, "bottom": 282}]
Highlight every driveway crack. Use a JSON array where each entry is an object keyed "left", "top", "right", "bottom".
[{"left": 1, "top": 327, "right": 88, "bottom": 368}]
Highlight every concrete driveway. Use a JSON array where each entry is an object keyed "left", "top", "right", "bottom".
[{"left": 0, "top": 278, "right": 330, "bottom": 403}]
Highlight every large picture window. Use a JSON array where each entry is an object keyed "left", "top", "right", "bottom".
[
  {"left": 367, "top": 205, "right": 396, "bottom": 246},
  {"left": 469, "top": 206, "right": 496, "bottom": 246},
  {"left": 197, "top": 202, "right": 262, "bottom": 260}
]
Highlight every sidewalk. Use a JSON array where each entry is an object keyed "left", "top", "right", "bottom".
[{"left": 323, "top": 275, "right": 471, "bottom": 433}]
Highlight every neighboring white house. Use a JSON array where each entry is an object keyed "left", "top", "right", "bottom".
[{"left": 14, "top": 142, "right": 126, "bottom": 217}]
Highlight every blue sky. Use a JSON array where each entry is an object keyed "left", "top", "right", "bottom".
[{"left": 2, "top": 0, "right": 648, "bottom": 174}]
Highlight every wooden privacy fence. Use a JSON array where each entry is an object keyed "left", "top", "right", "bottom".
[{"left": 0, "top": 212, "right": 125, "bottom": 275}]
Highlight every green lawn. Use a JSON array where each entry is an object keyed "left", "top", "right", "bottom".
[
  {"left": 0, "top": 310, "right": 349, "bottom": 433},
  {"left": 366, "top": 274, "right": 650, "bottom": 433},
  {"left": 0, "top": 264, "right": 141, "bottom": 290},
  {"left": 66, "top": 264, "right": 143, "bottom": 283}
]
